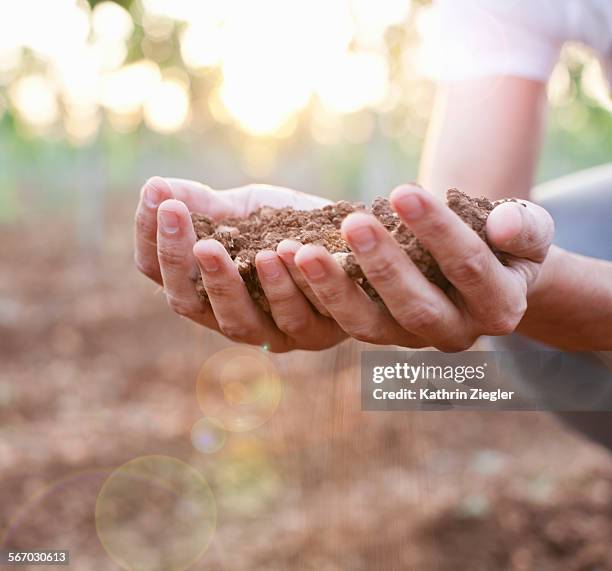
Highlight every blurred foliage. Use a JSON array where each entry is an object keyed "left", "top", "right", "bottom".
[
  {"left": 87, "top": 0, "right": 132, "bottom": 8},
  {"left": 0, "top": 1, "right": 610, "bottom": 222},
  {"left": 539, "top": 44, "right": 612, "bottom": 181}
]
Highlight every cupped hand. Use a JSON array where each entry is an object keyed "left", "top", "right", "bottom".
[
  {"left": 134, "top": 177, "right": 346, "bottom": 352},
  {"left": 293, "top": 184, "right": 555, "bottom": 352}
]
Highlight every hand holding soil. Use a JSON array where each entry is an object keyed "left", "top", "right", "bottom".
[
  {"left": 135, "top": 177, "right": 347, "bottom": 351},
  {"left": 134, "top": 178, "right": 555, "bottom": 352},
  {"left": 191, "top": 189, "right": 513, "bottom": 312},
  {"left": 290, "top": 184, "right": 554, "bottom": 351}
]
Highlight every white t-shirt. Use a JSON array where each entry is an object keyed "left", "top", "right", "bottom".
[{"left": 426, "top": 0, "right": 612, "bottom": 84}]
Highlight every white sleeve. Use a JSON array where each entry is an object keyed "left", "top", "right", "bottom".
[{"left": 423, "top": 0, "right": 567, "bottom": 83}]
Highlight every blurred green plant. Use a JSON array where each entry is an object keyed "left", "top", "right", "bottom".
[{"left": 0, "top": 1, "right": 609, "bottom": 226}]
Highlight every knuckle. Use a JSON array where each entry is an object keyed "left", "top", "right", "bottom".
[
  {"left": 157, "top": 245, "right": 186, "bottom": 269},
  {"left": 316, "top": 286, "right": 346, "bottom": 308},
  {"left": 443, "top": 247, "right": 488, "bottom": 288},
  {"left": 266, "top": 286, "right": 296, "bottom": 307},
  {"left": 218, "top": 322, "right": 256, "bottom": 343},
  {"left": 512, "top": 296, "right": 528, "bottom": 317},
  {"left": 485, "top": 297, "right": 527, "bottom": 336},
  {"left": 395, "top": 303, "right": 442, "bottom": 333},
  {"left": 364, "top": 257, "right": 398, "bottom": 284},
  {"left": 349, "top": 324, "right": 383, "bottom": 344},
  {"left": 418, "top": 215, "right": 448, "bottom": 242},
  {"left": 486, "top": 315, "right": 519, "bottom": 336},
  {"left": 203, "top": 279, "right": 233, "bottom": 299},
  {"left": 166, "top": 294, "right": 196, "bottom": 317},
  {"left": 276, "top": 316, "right": 310, "bottom": 337}
]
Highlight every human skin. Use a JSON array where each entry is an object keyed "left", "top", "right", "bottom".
[
  {"left": 134, "top": 177, "right": 347, "bottom": 352},
  {"left": 420, "top": 77, "right": 547, "bottom": 201},
  {"left": 134, "top": 176, "right": 557, "bottom": 353},
  {"left": 420, "top": 77, "right": 612, "bottom": 350},
  {"left": 134, "top": 82, "right": 612, "bottom": 353},
  {"left": 294, "top": 184, "right": 554, "bottom": 352}
]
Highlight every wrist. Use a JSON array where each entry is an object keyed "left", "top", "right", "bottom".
[{"left": 526, "top": 245, "right": 564, "bottom": 303}]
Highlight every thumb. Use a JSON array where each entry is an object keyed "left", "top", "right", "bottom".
[
  {"left": 165, "top": 178, "right": 235, "bottom": 219},
  {"left": 486, "top": 200, "right": 555, "bottom": 263}
]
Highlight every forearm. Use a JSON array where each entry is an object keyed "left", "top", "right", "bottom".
[
  {"left": 419, "top": 79, "right": 547, "bottom": 200},
  {"left": 418, "top": 78, "right": 612, "bottom": 351},
  {"left": 519, "top": 246, "right": 612, "bottom": 350}
]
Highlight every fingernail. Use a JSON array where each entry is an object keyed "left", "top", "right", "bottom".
[
  {"left": 300, "top": 258, "right": 326, "bottom": 280},
  {"left": 278, "top": 251, "right": 294, "bottom": 265},
  {"left": 493, "top": 202, "right": 524, "bottom": 246},
  {"left": 277, "top": 240, "right": 300, "bottom": 263},
  {"left": 259, "top": 257, "right": 281, "bottom": 279},
  {"left": 395, "top": 192, "right": 424, "bottom": 220},
  {"left": 144, "top": 184, "right": 163, "bottom": 209},
  {"left": 347, "top": 226, "right": 377, "bottom": 253},
  {"left": 199, "top": 254, "right": 219, "bottom": 273},
  {"left": 159, "top": 210, "right": 179, "bottom": 234}
]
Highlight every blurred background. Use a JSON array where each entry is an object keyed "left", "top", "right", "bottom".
[{"left": 1, "top": 0, "right": 612, "bottom": 569}]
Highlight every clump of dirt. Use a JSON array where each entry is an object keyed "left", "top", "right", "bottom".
[{"left": 191, "top": 189, "right": 513, "bottom": 312}]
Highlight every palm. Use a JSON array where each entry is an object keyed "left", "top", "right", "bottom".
[
  {"left": 134, "top": 176, "right": 345, "bottom": 352},
  {"left": 163, "top": 178, "right": 331, "bottom": 220}
]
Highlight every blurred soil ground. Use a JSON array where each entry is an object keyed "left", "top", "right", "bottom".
[{"left": 1, "top": 200, "right": 612, "bottom": 570}]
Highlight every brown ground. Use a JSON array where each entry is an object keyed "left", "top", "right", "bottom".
[
  {"left": 191, "top": 189, "right": 510, "bottom": 312},
  {"left": 2, "top": 199, "right": 612, "bottom": 571}
]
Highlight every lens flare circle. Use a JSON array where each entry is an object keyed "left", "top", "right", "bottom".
[
  {"left": 196, "top": 347, "right": 282, "bottom": 432},
  {"left": 1, "top": 470, "right": 113, "bottom": 568},
  {"left": 214, "top": 436, "right": 281, "bottom": 515},
  {"left": 191, "top": 417, "right": 227, "bottom": 454},
  {"left": 95, "top": 455, "right": 216, "bottom": 571}
]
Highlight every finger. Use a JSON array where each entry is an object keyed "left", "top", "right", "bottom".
[
  {"left": 166, "top": 181, "right": 331, "bottom": 218},
  {"left": 193, "top": 240, "right": 292, "bottom": 352},
  {"left": 486, "top": 200, "right": 555, "bottom": 285},
  {"left": 157, "top": 200, "right": 218, "bottom": 329},
  {"left": 134, "top": 177, "right": 174, "bottom": 284},
  {"left": 276, "top": 239, "right": 332, "bottom": 317},
  {"left": 165, "top": 178, "right": 235, "bottom": 219},
  {"left": 294, "top": 244, "right": 422, "bottom": 346},
  {"left": 341, "top": 213, "right": 469, "bottom": 351},
  {"left": 391, "top": 185, "right": 529, "bottom": 336},
  {"left": 225, "top": 184, "right": 332, "bottom": 216},
  {"left": 390, "top": 185, "right": 520, "bottom": 318},
  {"left": 255, "top": 251, "right": 346, "bottom": 350}
]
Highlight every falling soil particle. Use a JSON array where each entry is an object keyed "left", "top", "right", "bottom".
[{"left": 191, "top": 188, "right": 513, "bottom": 312}]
